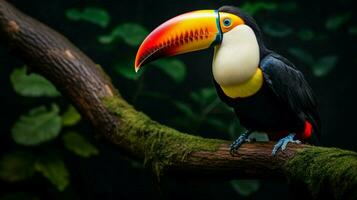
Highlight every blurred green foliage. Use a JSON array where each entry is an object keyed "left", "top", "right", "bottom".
[
  {"left": 12, "top": 104, "right": 62, "bottom": 146},
  {"left": 66, "top": 7, "right": 110, "bottom": 27},
  {"left": 10, "top": 67, "right": 60, "bottom": 97},
  {"left": 298, "top": 29, "right": 315, "bottom": 41},
  {"left": 231, "top": 180, "right": 261, "bottom": 196},
  {"left": 263, "top": 22, "right": 292, "bottom": 37},
  {"left": 325, "top": 13, "right": 351, "bottom": 31},
  {"left": 241, "top": 2, "right": 277, "bottom": 15},
  {"left": 0, "top": 152, "right": 35, "bottom": 182},
  {"left": 63, "top": 132, "right": 99, "bottom": 158},
  {"left": 151, "top": 59, "right": 186, "bottom": 83},
  {"left": 288, "top": 48, "right": 338, "bottom": 76},
  {"left": 114, "top": 59, "right": 143, "bottom": 80},
  {"left": 34, "top": 153, "right": 70, "bottom": 191},
  {"left": 1, "top": 66, "right": 98, "bottom": 192},
  {"left": 99, "top": 23, "right": 148, "bottom": 46},
  {"left": 61, "top": 105, "right": 81, "bottom": 127}
]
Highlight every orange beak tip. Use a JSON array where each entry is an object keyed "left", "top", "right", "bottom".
[{"left": 134, "top": 10, "right": 221, "bottom": 73}]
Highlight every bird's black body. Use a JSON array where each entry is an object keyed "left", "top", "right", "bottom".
[
  {"left": 214, "top": 53, "right": 320, "bottom": 141},
  {"left": 215, "top": 6, "right": 321, "bottom": 141}
]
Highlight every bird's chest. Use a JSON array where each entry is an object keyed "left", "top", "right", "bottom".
[
  {"left": 228, "top": 83, "right": 297, "bottom": 132},
  {"left": 219, "top": 68, "right": 263, "bottom": 98},
  {"left": 212, "top": 25, "right": 260, "bottom": 93}
]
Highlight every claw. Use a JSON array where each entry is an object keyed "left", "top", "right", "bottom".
[
  {"left": 272, "top": 133, "right": 301, "bottom": 156},
  {"left": 230, "top": 130, "right": 253, "bottom": 155}
]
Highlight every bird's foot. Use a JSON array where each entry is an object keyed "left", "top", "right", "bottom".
[
  {"left": 230, "top": 133, "right": 251, "bottom": 155},
  {"left": 271, "top": 133, "right": 301, "bottom": 156}
]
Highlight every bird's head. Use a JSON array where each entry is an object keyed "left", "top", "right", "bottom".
[{"left": 135, "top": 6, "right": 265, "bottom": 88}]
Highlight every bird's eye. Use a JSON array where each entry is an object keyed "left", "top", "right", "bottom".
[{"left": 223, "top": 18, "right": 232, "bottom": 27}]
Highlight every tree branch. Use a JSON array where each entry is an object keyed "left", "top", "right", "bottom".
[{"left": 0, "top": 1, "right": 356, "bottom": 199}]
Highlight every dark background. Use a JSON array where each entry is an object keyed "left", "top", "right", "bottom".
[{"left": 0, "top": 0, "right": 356, "bottom": 199}]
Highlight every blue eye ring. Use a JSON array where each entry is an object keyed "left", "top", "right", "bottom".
[{"left": 223, "top": 18, "right": 232, "bottom": 27}]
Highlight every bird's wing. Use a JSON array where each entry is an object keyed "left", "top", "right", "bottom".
[{"left": 260, "top": 53, "right": 321, "bottom": 139}]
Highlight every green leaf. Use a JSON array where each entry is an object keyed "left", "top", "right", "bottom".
[
  {"left": 216, "top": 101, "right": 234, "bottom": 113},
  {"left": 61, "top": 105, "right": 81, "bottom": 127},
  {"left": 312, "top": 56, "right": 338, "bottom": 77},
  {"left": 241, "top": 2, "right": 277, "bottom": 15},
  {"left": 99, "top": 23, "right": 148, "bottom": 46},
  {"left": 326, "top": 13, "right": 351, "bottom": 30},
  {"left": 190, "top": 92, "right": 201, "bottom": 104},
  {"left": 10, "top": 67, "right": 60, "bottom": 97},
  {"left": 63, "top": 132, "right": 99, "bottom": 158},
  {"left": 114, "top": 60, "right": 143, "bottom": 80},
  {"left": 152, "top": 59, "right": 186, "bottom": 83},
  {"left": 298, "top": 29, "right": 315, "bottom": 41},
  {"left": 65, "top": 9, "right": 81, "bottom": 20},
  {"left": 199, "top": 88, "right": 217, "bottom": 101},
  {"left": 231, "top": 180, "right": 260, "bottom": 196},
  {"left": 173, "top": 101, "right": 196, "bottom": 119},
  {"left": 12, "top": 104, "right": 62, "bottom": 146},
  {"left": 35, "top": 155, "right": 69, "bottom": 191},
  {"left": 263, "top": 22, "right": 293, "bottom": 37},
  {"left": 190, "top": 87, "right": 217, "bottom": 106},
  {"left": 280, "top": 2, "right": 298, "bottom": 12},
  {"left": 66, "top": 7, "right": 110, "bottom": 28},
  {"left": 0, "top": 152, "right": 35, "bottom": 182},
  {"left": 288, "top": 48, "right": 315, "bottom": 65}
]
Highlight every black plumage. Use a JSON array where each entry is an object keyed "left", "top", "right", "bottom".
[{"left": 215, "top": 6, "right": 321, "bottom": 142}]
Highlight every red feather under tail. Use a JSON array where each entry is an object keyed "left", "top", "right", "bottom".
[
  {"left": 267, "top": 121, "right": 313, "bottom": 141},
  {"left": 301, "top": 120, "right": 313, "bottom": 140}
]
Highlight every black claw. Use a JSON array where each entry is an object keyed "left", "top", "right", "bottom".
[{"left": 229, "top": 148, "right": 235, "bottom": 156}]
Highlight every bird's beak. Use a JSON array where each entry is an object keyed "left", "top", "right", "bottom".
[{"left": 134, "top": 10, "right": 222, "bottom": 72}]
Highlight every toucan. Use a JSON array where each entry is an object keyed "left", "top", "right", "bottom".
[{"left": 134, "top": 6, "right": 320, "bottom": 155}]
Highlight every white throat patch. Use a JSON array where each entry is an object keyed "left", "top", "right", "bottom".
[{"left": 212, "top": 25, "right": 260, "bottom": 86}]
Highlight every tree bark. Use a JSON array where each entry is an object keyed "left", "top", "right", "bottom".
[{"left": 0, "top": 1, "right": 356, "bottom": 199}]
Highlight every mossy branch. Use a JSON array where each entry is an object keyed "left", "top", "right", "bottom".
[{"left": 0, "top": 1, "right": 356, "bottom": 199}]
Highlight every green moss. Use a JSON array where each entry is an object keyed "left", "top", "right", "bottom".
[
  {"left": 103, "top": 96, "right": 222, "bottom": 177},
  {"left": 286, "top": 146, "right": 357, "bottom": 199}
]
